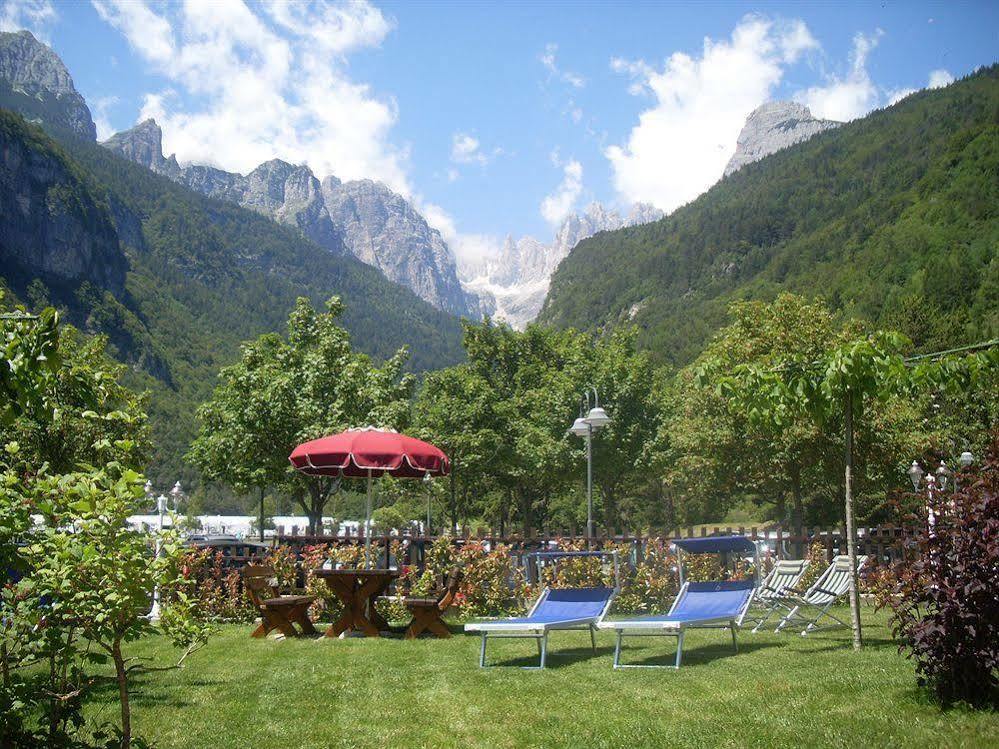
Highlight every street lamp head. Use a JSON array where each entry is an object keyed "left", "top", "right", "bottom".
[
  {"left": 584, "top": 406, "right": 611, "bottom": 428},
  {"left": 144, "top": 479, "right": 153, "bottom": 497},
  {"left": 569, "top": 417, "right": 591, "bottom": 437},
  {"left": 907, "top": 461, "right": 924, "bottom": 491},
  {"left": 935, "top": 461, "right": 950, "bottom": 491},
  {"left": 959, "top": 451, "right": 974, "bottom": 468},
  {"left": 170, "top": 481, "right": 183, "bottom": 499}
]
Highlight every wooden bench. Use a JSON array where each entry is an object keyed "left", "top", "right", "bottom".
[
  {"left": 386, "top": 567, "right": 463, "bottom": 639},
  {"left": 242, "top": 564, "right": 317, "bottom": 638}
]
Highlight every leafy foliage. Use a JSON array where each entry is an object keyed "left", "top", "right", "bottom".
[
  {"left": 187, "top": 296, "right": 414, "bottom": 532},
  {"left": 668, "top": 294, "right": 928, "bottom": 531},
  {"left": 0, "top": 308, "right": 208, "bottom": 749},
  {"left": 414, "top": 321, "right": 663, "bottom": 535},
  {"left": 541, "top": 66, "right": 999, "bottom": 364},
  {"left": 876, "top": 436, "right": 999, "bottom": 706}
]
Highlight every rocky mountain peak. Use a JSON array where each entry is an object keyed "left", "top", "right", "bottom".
[
  {"left": 101, "top": 118, "right": 180, "bottom": 176},
  {"left": 724, "top": 101, "right": 840, "bottom": 176},
  {"left": 461, "top": 201, "right": 664, "bottom": 329},
  {"left": 0, "top": 29, "right": 96, "bottom": 139}
]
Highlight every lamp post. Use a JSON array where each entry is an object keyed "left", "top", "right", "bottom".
[
  {"left": 908, "top": 453, "right": 972, "bottom": 530},
  {"left": 144, "top": 480, "right": 184, "bottom": 621},
  {"left": 568, "top": 388, "right": 612, "bottom": 539}
]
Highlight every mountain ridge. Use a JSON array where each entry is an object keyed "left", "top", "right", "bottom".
[
  {"left": 540, "top": 66, "right": 999, "bottom": 363},
  {"left": 102, "top": 118, "right": 479, "bottom": 317}
]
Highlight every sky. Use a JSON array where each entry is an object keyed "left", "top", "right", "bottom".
[{"left": 2, "top": 0, "right": 997, "bottom": 266}]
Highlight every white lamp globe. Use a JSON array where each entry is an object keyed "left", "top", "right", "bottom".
[
  {"left": 569, "top": 417, "right": 591, "bottom": 437},
  {"left": 585, "top": 406, "right": 611, "bottom": 428}
]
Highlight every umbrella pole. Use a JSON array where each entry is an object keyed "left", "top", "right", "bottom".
[{"left": 365, "top": 469, "right": 373, "bottom": 569}]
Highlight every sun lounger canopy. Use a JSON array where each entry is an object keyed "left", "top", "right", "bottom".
[{"left": 671, "top": 535, "right": 757, "bottom": 554}]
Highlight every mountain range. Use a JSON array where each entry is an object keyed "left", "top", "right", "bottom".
[
  {"left": 2, "top": 29, "right": 851, "bottom": 334},
  {"left": 102, "top": 117, "right": 481, "bottom": 317},
  {"left": 541, "top": 65, "right": 999, "bottom": 363},
  {"left": 0, "top": 30, "right": 465, "bottom": 486}
]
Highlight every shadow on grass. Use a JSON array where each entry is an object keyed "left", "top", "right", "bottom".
[
  {"left": 86, "top": 667, "right": 226, "bottom": 710},
  {"left": 480, "top": 643, "right": 617, "bottom": 669},
  {"left": 614, "top": 639, "right": 779, "bottom": 669}
]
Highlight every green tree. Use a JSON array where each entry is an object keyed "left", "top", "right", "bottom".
[
  {"left": 188, "top": 297, "right": 414, "bottom": 533},
  {"left": 415, "top": 320, "right": 665, "bottom": 535},
  {"left": 1, "top": 304, "right": 207, "bottom": 749},
  {"left": 667, "top": 295, "right": 927, "bottom": 543},
  {"left": 714, "top": 322, "right": 998, "bottom": 649},
  {"left": 414, "top": 363, "right": 503, "bottom": 533}
]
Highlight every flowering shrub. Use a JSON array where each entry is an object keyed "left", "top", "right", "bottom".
[
  {"left": 615, "top": 539, "right": 678, "bottom": 615},
  {"left": 796, "top": 541, "right": 830, "bottom": 591},
  {"left": 177, "top": 548, "right": 255, "bottom": 622},
  {"left": 454, "top": 541, "right": 529, "bottom": 617}
]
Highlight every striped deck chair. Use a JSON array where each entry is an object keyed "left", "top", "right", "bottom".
[
  {"left": 774, "top": 555, "right": 868, "bottom": 635},
  {"left": 747, "top": 559, "right": 810, "bottom": 633}
]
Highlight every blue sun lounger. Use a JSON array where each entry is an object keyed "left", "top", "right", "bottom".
[
  {"left": 464, "top": 551, "right": 619, "bottom": 669},
  {"left": 597, "top": 535, "right": 760, "bottom": 669}
]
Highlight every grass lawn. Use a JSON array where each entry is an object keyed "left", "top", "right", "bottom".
[{"left": 92, "top": 607, "right": 996, "bottom": 749}]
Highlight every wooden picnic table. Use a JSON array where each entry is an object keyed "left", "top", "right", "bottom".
[{"left": 313, "top": 568, "right": 400, "bottom": 637}]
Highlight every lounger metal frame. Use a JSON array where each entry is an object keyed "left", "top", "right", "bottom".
[
  {"left": 466, "top": 551, "right": 619, "bottom": 670},
  {"left": 599, "top": 581, "right": 755, "bottom": 669},
  {"left": 746, "top": 559, "right": 810, "bottom": 633},
  {"left": 774, "top": 555, "right": 868, "bottom": 636}
]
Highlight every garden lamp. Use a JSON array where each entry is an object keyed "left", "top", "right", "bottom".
[
  {"left": 935, "top": 462, "right": 950, "bottom": 491},
  {"left": 584, "top": 405, "right": 611, "bottom": 428},
  {"left": 907, "top": 461, "right": 924, "bottom": 491}
]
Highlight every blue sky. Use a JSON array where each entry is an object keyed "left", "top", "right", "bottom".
[{"left": 3, "top": 0, "right": 997, "bottom": 264}]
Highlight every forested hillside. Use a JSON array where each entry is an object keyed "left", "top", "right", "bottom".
[
  {"left": 540, "top": 65, "right": 999, "bottom": 364},
  {"left": 0, "top": 110, "right": 465, "bottom": 486}
]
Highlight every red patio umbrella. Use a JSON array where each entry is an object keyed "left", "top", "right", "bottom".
[{"left": 289, "top": 426, "right": 450, "bottom": 565}]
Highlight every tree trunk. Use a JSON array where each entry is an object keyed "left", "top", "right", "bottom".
[
  {"left": 790, "top": 467, "right": 804, "bottom": 558},
  {"left": 112, "top": 639, "right": 131, "bottom": 749},
  {"left": 844, "top": 390, "right": 863, "bottom": 650}
]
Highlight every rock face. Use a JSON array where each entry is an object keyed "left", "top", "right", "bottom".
[
  {"left": 102, "top": 119, "right": 480, "bottom": 316},
  {"left": 103, "top": 121, "right": 342, "bottom": 254},
  {"left": 461, "top": 202, "right": 663, "bottom": 329},
  {"left": 0, "top": 30, "right": 96, "bottom": 140},
  {"left": 320, "top": 177, "right": 476, "bottom": 316},
  {"left": 0, "top": 116, "right": 126, "bottom": 293},
  {"left": 724, "top": 101, "right": 839, "bottom": 176}
]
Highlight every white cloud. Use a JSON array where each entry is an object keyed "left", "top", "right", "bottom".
[
  {"left": 91, "top": 95, "right": 119, "bottom": 140},
  {"left": 540, "top": 159, "right": 583, "bottom": 226},
  {"left": 796, "top": 29, "right": 882, "bottom": 121},
  {"left": 263, "top": 0, "right": 392, "bottom": 55},
  {"left": 0, "top": 0, "right": 57, "bottom": 38},
  {"left": 888, "top": 68, "right": 954, "bottom": 106},
  {"left": 540, "top": 42, "right": 585, "bottom": 89},
  {"left": 887, "top": 87, "right": 917, "bottom": 106},
  {"left": 928, "top": 68, "right": 954, "bottom": 88},
  {"left": 92, "top": 0, "right": 410, "bottom": 193},
  {"left": 606, "top": 15, "right": 818, "bottom": 213},
  {"left": 450, "top": 132, "right": 498, "bottom": 166}
]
